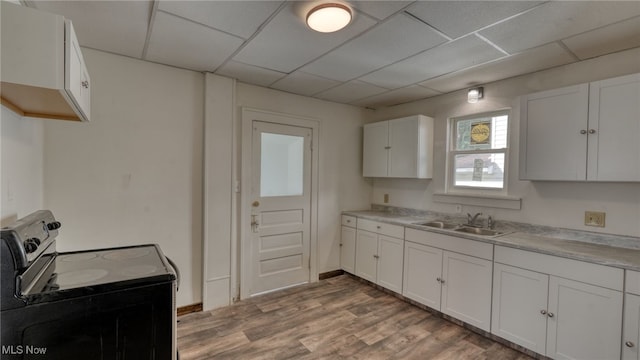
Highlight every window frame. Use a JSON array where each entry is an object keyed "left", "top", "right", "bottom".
[{"left": 446, "top": 109, "right": 511, "bottom": 195}]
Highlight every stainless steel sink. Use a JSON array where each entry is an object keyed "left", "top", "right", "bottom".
[
  {"left": 414, "top": 221, "right": 459, "bottom": 229},
  {"left": 454, "top": 226, "right": 503, "bottom": 236}
]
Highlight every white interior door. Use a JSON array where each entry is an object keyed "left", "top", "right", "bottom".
[{"left": 248, "top": 121, "right": 312, "bottom": 296}]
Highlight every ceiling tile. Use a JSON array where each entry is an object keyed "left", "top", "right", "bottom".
[
  {"left": 301, "top": 13, "right": 448, "bottom": 81},
  {"left": 33, "top": 1, "right": 152, "bottom": 58},
  {"left": 420, "top": 43, "right": 576, "bottom": 93},
  {"left": 351, "top": 1, "right": 413, "bottom": 20},
  {"left": 352, "top": 85, "right": 441, "bottom": 108},
  {"left": 270, "top": 72, "right": 340, "bottom": 97},
  {"left": 216, "top": 61, "right": 286, "bottom": 87},
  {"left": 316, "top": 80, "right": 388, "bottom": 103},
  {"left": 562, "top": 16, "right": 640, "bottom": 60},
  {"left": 146, "top": 11, "right": 244, "bottom": 72},
  {"left": 359, "top": 35, "right": 504, "bottom": 89},
  {"left": 479, "top": 1, "right": 640, "bottom": 54},
  {"left": 157, "top": 0, "right": 283, "bottom": 39},
  {"left": 232, "top": 3, "right": 377, "bottom": 73},
  {"left": 406, "top": 1, "right": 543, "bottom": 39}
]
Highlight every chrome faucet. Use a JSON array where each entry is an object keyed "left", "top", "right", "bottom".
[
  {"left": 467, "top": 212, "right": 482, "bottom": 227},
  {"left": 487, "top": 216, "right": 495, "bottom": 229}
]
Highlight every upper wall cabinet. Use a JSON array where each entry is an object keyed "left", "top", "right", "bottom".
[
  {"left": 1, "top": 2, "right": 91, "bottom": 122},
  {"left": 520, "top": 73, "right": 640, "bottom": 182},
  {"left": 363, "top": 115, "right": 434, "bottom": 179}
]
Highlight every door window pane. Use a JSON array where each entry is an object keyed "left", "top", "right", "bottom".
[{"left": 261, "top": 133, "right": 304, "bottom": 197}]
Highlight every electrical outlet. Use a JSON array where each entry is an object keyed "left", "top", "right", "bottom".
[
  {"left": 585, "top": 211, "right": 606, "bottom": 227},
  {"left": 383, "top": 194, "right": 389, "bottom": 203}
]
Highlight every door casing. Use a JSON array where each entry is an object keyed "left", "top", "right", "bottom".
[{"left": 239, "top": 108, "right": 319, "bottom": 299}]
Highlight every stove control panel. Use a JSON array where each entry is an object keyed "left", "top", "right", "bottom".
[{"left": 1, "top": 210, "right": 61, "bottom": 269}]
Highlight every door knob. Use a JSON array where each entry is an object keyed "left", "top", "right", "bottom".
[
  {"left": 626, "top": 341, "right": 635, "bottom": 348},
  {"left": 252, "top": 201, "right": 260, "bottom": 207},
  {"left": 540, "top": 310, "right": 547, "bottom": 315}
]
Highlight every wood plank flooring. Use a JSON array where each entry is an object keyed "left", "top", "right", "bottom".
[{"left": 177, "top": 275, "right": 533, "bottom": 360}]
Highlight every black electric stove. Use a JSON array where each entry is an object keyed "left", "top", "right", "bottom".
[{"left": 1, "top": 210, "right": 177, "bottom": 360}]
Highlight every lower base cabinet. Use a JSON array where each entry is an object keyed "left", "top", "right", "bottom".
[
  {"left": 403, "top": 239, "right": 492, "bottom": 332},
  {"left": 355, "top": 229, "right": 403, "bottom": 293},
  {"left": 624, "top": 293, "right": 640, "bottom": 360},
  {"left": 340, "top": 225, "right": 356, "bottom": 273},
  {"left": 492, "top": 262, "right": 623, "bottom": 360}
]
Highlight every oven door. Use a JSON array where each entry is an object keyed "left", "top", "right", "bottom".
[{"left": 1, "top": 282, "right": 175, "bottom": 360}]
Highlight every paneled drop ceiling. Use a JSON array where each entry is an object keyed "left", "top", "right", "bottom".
[{"left": 29, "top": 1, "right": 640, "bottom": 109}]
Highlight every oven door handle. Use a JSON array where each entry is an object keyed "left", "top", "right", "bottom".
[{"left": 166, "top": 257, "right": 180, "bottom": 292}]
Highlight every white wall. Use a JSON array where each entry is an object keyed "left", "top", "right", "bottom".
[
  {"left": 369, "top": 47, "right": 640, "bottom": 237},
  {"left": 0, "top": 106, "right": 44, "bottom": 224},
  {"left": 235, "top": 83, "right": 372, "bottom": 274},
  {"left": 43, "top": 49, "right": 204, "bottom": 306}
]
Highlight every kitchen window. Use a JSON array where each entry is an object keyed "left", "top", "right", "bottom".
[{"left": 448, "top": 110, "right": 509, "bottom": 193}]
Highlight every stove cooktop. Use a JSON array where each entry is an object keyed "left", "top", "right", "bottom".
[{"left": 22, "top": 244, "right": 176, "bottom": 302}]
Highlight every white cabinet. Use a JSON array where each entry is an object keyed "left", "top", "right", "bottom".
[
  {"left": 403, "top": 228, "right": 493, "bottom": 331},
  {"left": 340, "top": 215, "right": 356, "bottom": 274},
  {"left": 363, "top": 115, "right": 433, "bottom": 179},
  {"left": 623, "top": 270, "right": 640, "bottom": 360},
  {"left": 355, "top": 219, "right": 404, "bottom": 293},
  {"left": 520, "top": 73, "right": 640, "bottom": 181},
  {"left": 492, "top": 246, "right": 624, "bottom": 359},
  {"left": 0, "top": 2, "right": 90, "bottom": 122}
]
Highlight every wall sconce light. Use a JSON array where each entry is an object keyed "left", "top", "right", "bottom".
[
  {"left": 306, "top": 3, "right": 352, "bottom": 33},
  {"left": 467, "top": 87, "right": 484, "bottom": 103}
]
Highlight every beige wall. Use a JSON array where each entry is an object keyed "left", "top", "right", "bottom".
[
  {"left": 369, "top": 47, "right": 640, "bottom": 237},
  {"left": 1, "top": 106, "right": 44, "bottom": 224},
  {"left": 43, "top": 49, "right": 205, "bottom": 306}
]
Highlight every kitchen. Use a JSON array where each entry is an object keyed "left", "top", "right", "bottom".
[{"left": 1, "top": 1, "right": 639, "bottom": 359}]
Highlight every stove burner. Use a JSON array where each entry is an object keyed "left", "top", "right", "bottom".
[
  {"left": 59, "top": 253, "right": 99, "bottom": 262},
  {"left": 103, "top": 248, "right": 151, "bottom": 261},
  {"left": 121, "top": 265, "right": 158, "bottom": 277},
  {"left": 56, "top": 269, "right": 109, "bottom": 286}
]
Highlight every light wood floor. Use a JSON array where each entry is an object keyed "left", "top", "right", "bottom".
[{"left": 177, "top": 275, "right": 533, "bottom": 360}]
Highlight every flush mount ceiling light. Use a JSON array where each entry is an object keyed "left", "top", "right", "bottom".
[
  {"left": 467, "top": 87, "right": 484, "bottom": 103},
  {"left": 306, "top": 3, "right": 352, "bottom": 33}
]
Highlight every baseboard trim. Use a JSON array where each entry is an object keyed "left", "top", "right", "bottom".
[
  {"left": 177, "top": 303, "right": 203, "bottom": 316},
  {"left": 319, "top": 269, "right": 344, "bottom": 280}
]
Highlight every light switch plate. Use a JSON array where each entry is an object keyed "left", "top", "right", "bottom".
[{"left": 585, "top": 211, "right": 605, "bottom": 227}]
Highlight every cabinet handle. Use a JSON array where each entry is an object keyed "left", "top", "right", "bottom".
[
  {"left": 626, "top": 341, "right": 635, "bottom": 348},
  {"left": 82, "top": 80, "right": 89, "bottom": 88},
  {"left": 384, "top": 146, "right": 391, "bottom": 150},
  {"left": 376, "top": 225, "right": 381, "bottom": 229},
  {"left": 588, "top": 129, "right": 596, "bottom": 134},
  {"left": 540, "top": 310, "right": 547, "bottom": 315},
  {"left": 547, "top": 312, "right": 554, "bottom": 318},
  {"left": 373, "top": 255, "right": 379, "bottom": 259},
  {"left": 346, "top": 220, "right": 351, "bottom": 223},
  {"left": 339, "top": 243, "right": 343, "bottom": 247},
  {"left": 580, "top": 129, "right": 587, "bottom": 135},
  {"left": 436, "top": 277, "right": 441, "bottom": 283}
]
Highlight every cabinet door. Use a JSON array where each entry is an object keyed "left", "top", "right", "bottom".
[
  {"left": 588, "top": 73, "right": 640, "bottom": 181},
  {"left": 624, "top": 293, "right": 640, "bottom": 360},
  {"left": 64, "top": 20, "right": 89, "bottom": 121},
  {"left": 547, "top": 276, "right": 623, "bottom": 360},
  {"left": 519, "top": 84, "right": 589, "bottom": 180},
  {"left": 402, "top": 241, "right": 442, "bottom": 309},
  {"left": 441, "top": 251, "right": 493, "bottom": 332},
  {"left": 340, "top": 226, "right": 356, "bottom": 274},
  {"left": 355, "top": 230, "right": 378, "bottom": 283},
  {"left": 491, "top": 263, "right": 548, "bottom": 354},
  {"left": 363, "top": 121, "right": 389, "bottom": 177},
  {"left": 388, "top": 117, "right": 419, "bottom": 178},
  {"left": 376, "top": 235, "right": 404, "bottom": 293}
]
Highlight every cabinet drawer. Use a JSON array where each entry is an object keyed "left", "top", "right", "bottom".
[
  {"left": 341, "top": 215, "right": 356, "bottom": 228},
  {"left": 357, "top": 218, "right": 404, "bottom": 239},
  {"left": 495, "top": 245, "right": 623, "bottom": 291},
  {"left": 627, "top": 270, "right": 640, "bottom": 296},
  {"left": 405, "top": 228, "right": 493, "bottom": 260}
]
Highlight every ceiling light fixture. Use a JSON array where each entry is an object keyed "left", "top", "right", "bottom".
[
  {"left": 306, "top": 3, "right": 352, "bottom": 33},
  {"left": 467, "top": 87, "right": 484, "bottom": 103}
]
